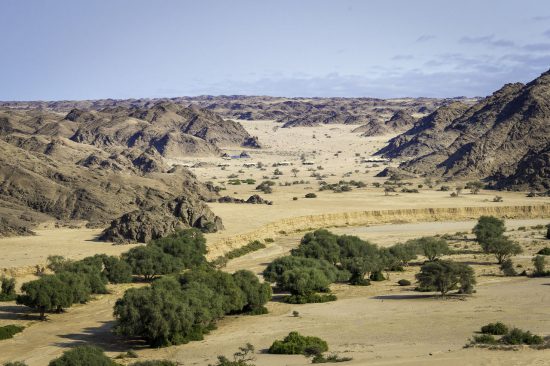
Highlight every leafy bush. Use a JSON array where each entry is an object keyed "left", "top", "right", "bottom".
[
  {"left": 481, "top": 322, "right": 508, "bottom": 335},
  {"left": 473, "top": 334, "right": 497, "bottom": 344},
  {"left": 3, "top": 362, "right": 28, "bottom": 366},
  {"left": 407, "top": 237, "right": 449, "bottom": 261},
  {"left": 0, "top": 276, "right": 16, "bottom": 301},
  {"left": 0, "top": 325, "right": 24, "bottom": 340},
  {"left": 501, "top": 328, "right": 544, "bottom": 345},
  {"left": 48, "top": 346, "right": 117, "bottom": 366},
  {"left": 500, "top": 259, "right": 517, "bottom": 276},
  {"left": 537, "top": 247, "right": 550, "bottom": 255},
  {"left": 397, "top": 279, "right": 411, "bottom": 286},
  {"left": 130, "top": 362, "right": 177, "bottom": 366},
  {"left": 532, "top": 255, "right": 548, "bottom": 277},
  {"left": 305, "top": 193, "right": 317, "bottom": 198},
  {"left": 269, "top": 332, "right": 328, "bottom": 355},
  {"left": 284, "top": 293, "right": 337, "bottom": 304}
]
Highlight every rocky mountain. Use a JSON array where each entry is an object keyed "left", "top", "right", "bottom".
[
  {"left": 0, "top": 102, "right": 254, "bottom": 239},
  {"left": 1, "top": 96, "right": 478, "bottom": 128},
  {"left": 377, "top": 69, "right": 550, "bottom": 190},
  {"left": 352, "top": 110, "right": 416, "bottom": 136}
]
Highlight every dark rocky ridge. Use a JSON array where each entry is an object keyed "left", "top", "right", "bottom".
[{"left": 377, "top": 69, "right": 550, "bottom": 190}]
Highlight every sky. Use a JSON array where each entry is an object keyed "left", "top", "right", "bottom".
[{"left": 1, "top": 0, "right": 550, "bottom": 100}]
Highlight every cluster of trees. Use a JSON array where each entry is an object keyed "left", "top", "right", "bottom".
[
  {"left": 473, "top": 216, "right": 522, "bottom": 264},
  {"left": 122, "top": 229, "right": 208, "bottom": 280},
  {"left": 17, "top": 254, "right": 131, "bottom": 319},
  {"left": 15, "top": 229, "right": 209, "bottom": 320},
  {"left": 114, "top": 268, "right": 271, "bottom": 347},
  {"left": 263, "top": 230, "right": 430, "bottom": 302},
  {"left": 415, "top": 260, "right": 476, "bottom": 295}
]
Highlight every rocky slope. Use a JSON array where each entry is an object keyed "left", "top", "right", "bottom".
[
  {"left": 0, "top": 103, "right": 250, "bottom": 239},
  {"left": 1, "top": 96, "right": 478, "bottom": 128},
  {"left": 352, "top": 110, "right": 416, "bottom": 136},
  {"left": 377, "top": 69, "right": 550, "bottom": 190}
]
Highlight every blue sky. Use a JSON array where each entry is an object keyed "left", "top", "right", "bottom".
[{"left": 1, "top": 0, "right": 549, "bottom": 100}]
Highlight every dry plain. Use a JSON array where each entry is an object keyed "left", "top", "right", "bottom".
[{"left": 0, "top": 120, "right": 549, "bottom": 365}]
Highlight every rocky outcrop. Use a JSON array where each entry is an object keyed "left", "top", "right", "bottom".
[
  {"left": 217, "top": 194, "right": 273, "bottom": 205},
  {"left": 100, "top": 195, "right": 223, "bottom": 243},
  {"left": 376, "top": 69, "right": 550, "bottom": 190}
]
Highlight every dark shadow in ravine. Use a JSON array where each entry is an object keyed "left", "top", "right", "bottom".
[{"left": 54, "top": 321, "right": 149, "bottom": 353}]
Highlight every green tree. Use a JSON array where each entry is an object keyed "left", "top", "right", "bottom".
[
  {"left": 268, "top": 332, "right": 328, "bottom": 355},
  {"left": 485, "top": 237, "right": 522, "bottom": 264},
  {"left": 415, "top": 260, "right": 476, "bottom": 295},
  {"left": 56, "top": 272, "right": 92, "bottom": 304},
  {"left": 232, "top": 270, "right": 272, "bottom": 313},
  {"left": 473, "top": 216, "right": 506, "bottom": 250},
  {"left": 500, "top": 259, "right": 517, "bottom": 276},
  {"left": 122, "top": 246, "right": 178, "bottom": 281},
  {"left": 532, "top": 255, "right": 547, "bottom": 276},
  {"left": 263, "top": 256, "right": 338, "bottom": 284},
  {"left": 48, "top": 345, "right": 117, "bottom": 366},
  {"left": 17, "top": 275, "right": 73, "bottom": 319},
  {"left": 149, "top": 229, "right": 207, "bottom": 269},
  {"left": 102, "top": 256, "right": 133, "bottom": 284},
  {"left": 277, "top": 268, "right": 331, "bottom": 296},
  {"left": 409, "top": 237, "right": 449, "bottom": 261},
  {"left": 0, "top": 276, "right": 16, "bottom": 301},
  {"left": 388, "top": 242, "right": 418, "bottom": 267}
]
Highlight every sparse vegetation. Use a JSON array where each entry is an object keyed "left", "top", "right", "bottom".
[{"left": 0, "top": 325, "right": 24, "bottom": 341}]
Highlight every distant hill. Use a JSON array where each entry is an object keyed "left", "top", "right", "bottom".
[{"left": 377, "top": 69, "right": 550, "bottom": 191}]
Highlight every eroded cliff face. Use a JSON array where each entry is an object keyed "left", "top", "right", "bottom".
[{"left": 206, "top": 204, "right": 550, "bottom": 259}]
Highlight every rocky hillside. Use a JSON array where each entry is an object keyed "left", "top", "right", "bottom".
[
  {"left": 1, "top": 96, "right": 478, "bottom": 129},
  {"left": 377, "top": 69, "right": 550, "bottom": 191},
  {"left": 352, "top": 110, "right": 416, "bottom": 136},
  {"left": 0, "top": 103, "right": 245, "bottom": 240}
]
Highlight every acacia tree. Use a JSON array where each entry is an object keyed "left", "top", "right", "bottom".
[
  {"left": 48, "top": 345, "right": 117, "bottom": 366},
  {"left": 473, "top": 216, "right": 506, "bottom": 248},
  {"left": 416, "top": 260, "right": 476, "bottom": 295},
  {"left": 17, "top": 275, "right": 73, "bottom": 319},
  {"left": 485, "top": 237, "right": 522, "bottom": 264},
  {"left": 408, "top": 237, "right": 449, "bottom": 261},
  {"left": 277, "top": 267, "right": 331, "bottom": 296},
  {"left": 122, "top": 246, "right": 177, "bottom": 281}
]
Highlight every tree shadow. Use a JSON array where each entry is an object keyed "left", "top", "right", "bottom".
[
  {"left": 0, "top": 304, "right": 42, "bottom": 321},
  {"left": 371, "top": 294, "right": 436, "bottom": 300},
  {"left": 54, "top": 321, "right": 149, "bottom": 352}
]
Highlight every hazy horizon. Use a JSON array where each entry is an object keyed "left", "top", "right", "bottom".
[{"left": 1, "top": 0, "right": 549, "bottom": 101}]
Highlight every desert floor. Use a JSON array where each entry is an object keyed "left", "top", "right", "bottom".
[{"left": 0, "top": 121, "right": 549, "bottom": 365}]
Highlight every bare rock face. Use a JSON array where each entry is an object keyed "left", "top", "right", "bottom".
[
  {"left": 100, "top": 195, "right": 223, "bottom": 243},
  {"left": 496, "top": 144, "right": 550, "bottom": 191},
  {"left": 377, "top": 69, "right": 550, "bottom": 190},
  {"left": 217, "top": 194, "right": 272, "bottom": 205}
]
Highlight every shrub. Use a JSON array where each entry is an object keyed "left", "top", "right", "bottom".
[
  {"left": 0, "top": 325, "right": 24, "bottom": 340},
  {"left": 532, "top": 255, "right": 547, "bottom": 276},
  {"left": 473, "top": 334, "right": 497, "bottom": 344},
  {"left": 397, "top": 279, "right": 411, "bottom": 286},
  {"left": 416, "top": 260, "right": 476, "bottom": 295},
  {"left": 48, "top": 346, "right": 117, "bottom": 366},
  {"left": 500, "top": 259, "right": 516, "bottom": 276},
  {"left": 0, "top": 276, "right": 16, "bottom": 301},
  {"left": 269, "top": 332, "right": 328, "bottom": 355},
  {"left": 209, "top": 343, "right": 256, "bottom": 366},
  {"left": 284, "top": 293, "right": 337, "bottom": 304},
  {"left": 130, "top": 362, "right": 177, "bottom": 366},
  {"left": 481, "top": 322, "right": 508, "bottom": 335},
  {"left": 537, "top": 247, "right": 550, "bottom": 255},
  {"left": 305, "top": 193, "right": 317, "bottom": 198},
  {"left": 501, "top": 328, "right": 544, "bottom": 345},
  {"left": 3, "top": 362, "right": 28, "bottom": 366}
]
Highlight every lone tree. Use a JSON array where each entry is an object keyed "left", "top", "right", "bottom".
[
  {"left": 408, "top": 237, "right": 449, "bottom": 261},
  {"left": 485, "top": 237, "right": 523, "bottom": 264},
  {"left": 465, "top": 181, "right": 483, "bottom": 194},
  {"left": 473, "top": 216, "right": 506, "bottom": 248},
  {"left": 291, "top": 168, "right": 300, "bottom": 177},
  {"left": 416, "top": 260, "right": 476, "bottom": 295},
  {"left": 0, "top": 276, "right": 16, "bottom": 301}
]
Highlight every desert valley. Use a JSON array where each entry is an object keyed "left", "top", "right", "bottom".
[{"left": 1, "top": 2, "right": 550, "bottom": 365}]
